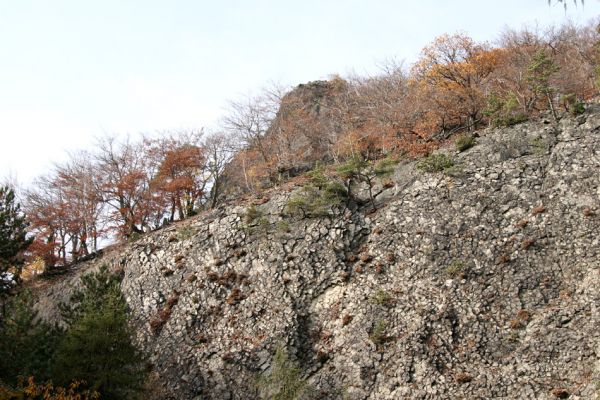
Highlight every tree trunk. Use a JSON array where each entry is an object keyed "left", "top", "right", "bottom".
[
  {"left": 210, "top": 177, "right": 220, "bottom": 209},
  {"left": 546, "top": 92, "right": 558, "bottom": 121}
]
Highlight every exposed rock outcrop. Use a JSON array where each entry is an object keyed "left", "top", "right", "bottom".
[{"left": 34, "top": 109, "right": 600, "bottom": 399}]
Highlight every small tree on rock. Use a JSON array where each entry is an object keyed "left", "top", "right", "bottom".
[{"left": 526, "top": 50, "right": 560, "bottom": 119}]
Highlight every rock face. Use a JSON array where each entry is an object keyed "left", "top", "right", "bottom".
[{"left": 34, "top": 109, "right": 600, "bottom": 399}]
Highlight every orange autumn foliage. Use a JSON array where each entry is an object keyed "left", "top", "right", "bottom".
[
  {"left": 0, "top": 377, "right": 99, "bottom": 400},
  {"left": 412, "top": 33, "right": 502, "bottom": 134}
]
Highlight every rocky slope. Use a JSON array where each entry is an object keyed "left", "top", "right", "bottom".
[{"left": 34, "top": 109, "right": 600, "bottom": 399}]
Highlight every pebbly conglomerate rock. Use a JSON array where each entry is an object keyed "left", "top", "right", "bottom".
[{"left": 34, "top": 109, "right": 600, "bottom": 399}]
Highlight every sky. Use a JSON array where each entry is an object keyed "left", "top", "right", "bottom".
[{"left": 0, "top": 0, "right": 599, "bottom": 186}]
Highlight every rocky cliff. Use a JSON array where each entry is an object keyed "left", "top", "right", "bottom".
[{"left": 34, "top": 109, "right": 600, "bottom": 399}]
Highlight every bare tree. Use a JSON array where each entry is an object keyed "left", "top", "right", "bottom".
[
  {"left": 203, "top": 132, "right": 235, "bottom": 208},
  {"left": 94, "top": 136, "right": 159, "bottom": 237},
  {"left": 222, "top": 92, "right": 276, "bottom": 165},
  {"left": 52, "top": 153, "right": 103, "bottom": 255}
]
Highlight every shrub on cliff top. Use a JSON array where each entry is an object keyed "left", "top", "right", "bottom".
[
  {"left": 454, "top": 133, "right": 476, "bottom": 152},
  {"left": 416, "top": 153, "right": 454, "bottom": 173},
  {"left": 286, "top": 163, "right": 346, "bottom": 218}
]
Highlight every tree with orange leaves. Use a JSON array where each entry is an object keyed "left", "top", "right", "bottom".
[
  {"left": 413, "top": 33, "right": 501, "bottom": 136},
  {"left": 152, "top": 143, "right": 207, "bottom": 221},
  {"left": 24, "top": 153, "right": 106, "bottom": 266},
  {"left": 25, "top": 175, "right": 73, "bottom": 266}
]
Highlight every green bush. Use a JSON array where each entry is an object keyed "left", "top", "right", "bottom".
[
  {"left": 445, "top": 260, "right": 464, "bottom": 277},
  {"left": 257, "top": 345, "right": 311, "bottom": 400},
  {"left": 416, "top": 153, "right": 454, "bottom": 173},
  {"left": 369, "top": 320, "right": 388, "bottom": 346},
  {"left": 570, "top": 101, "right": 585, "bottom": 116},
  {"left": 243, "top": 205, "right": 271, "bottom": 235},
  {"left": 337, "top": 156, "right": 398, "bottom": 208},
  {"left": 276, "top": 220, "right": 291, "bottom": 233},
  {"left": 530, "top": 137, "right": 548, "bottom": 155},
  {"left": 370, "top": 289, "right": 393, "bottom": 306},
  {"left": 285, "top": 197, "right": 311, "bottom": 217},
  {"left": 495, "top": 113, "right": 528, "bottom": 127},
  {"left": 336, "top": 157, "right": 369, "bottom": 181},
  {"left": 177, "top": 226, "right": 195, "bottom": 241},
  {"left": 454, "top": 134, "right": 475, "bottom": 152},
  {"left": 286, "top": 164, "right": 346, "bottom": 218},
  {"left": 128, "top": 231, "right": 143, "bottom": 243},
  {"left": 373, "top": 157, "right": 399, "bottom": 177},
  {"left": 244, "top": 205, "right": 264, "bottom": 224},
  {"left": 484, "top": 92, "right": 528, "bottom": 127},
  {"left": 561, "top": 93, "right": 585, "bottom": 116}
]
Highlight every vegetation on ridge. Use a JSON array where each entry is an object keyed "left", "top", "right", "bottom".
[{"left": 2, "top": 20, "right": 594, "bottom": 272}]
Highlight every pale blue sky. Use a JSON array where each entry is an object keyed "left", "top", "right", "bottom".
[{"left": 1, "top": 1, "right": 599, "bottom": 184}]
